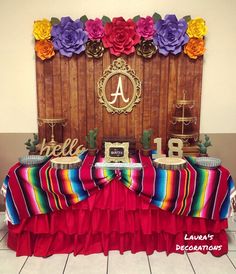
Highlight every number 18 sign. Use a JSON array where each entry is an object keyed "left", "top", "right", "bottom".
[{"left": 152, "top": 138, "right": 183, "bottom": 159}]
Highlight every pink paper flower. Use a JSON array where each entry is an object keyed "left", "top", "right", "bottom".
[
  {"left": 85, "top": 18, "right": 104, "bottom": 40},
  {"left": 136, "top": 16, "right": 155, "bottom": 40}
]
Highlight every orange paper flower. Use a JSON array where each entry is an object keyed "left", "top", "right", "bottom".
[
  {"left": 35, "top": 40, "right": 55, "bottom": 60},
  {"left": 184, "top": 38, "right": 205, "bottom": 59}
]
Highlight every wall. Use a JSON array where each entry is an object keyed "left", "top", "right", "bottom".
[
  {"left": 0, "top": 0, "right": 236, "bottom": 207},
  {"left": 35, "top": 51, "right": 203, "bottom": 150},
  {"left": 0, "top": 0, "right": 236, "bottom": 133}
]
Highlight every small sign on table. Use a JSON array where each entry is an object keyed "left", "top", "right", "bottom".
[{"left": 105, "top": 142, "right": 129, "bottom": 163}]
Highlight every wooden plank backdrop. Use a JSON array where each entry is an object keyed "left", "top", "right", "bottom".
[{"left": 36, "top": 51, "right": 203, "bottom": 152}]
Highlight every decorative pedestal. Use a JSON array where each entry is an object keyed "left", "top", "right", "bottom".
[
  {"left": 38, "top": 118, "right": 66, "bottom": 146},
  {"left": 170, "top": 93, "right": 199, "bottom": 156}
]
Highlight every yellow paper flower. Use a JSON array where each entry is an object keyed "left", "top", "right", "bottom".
[
  {"left": 187, "top": 17, "right": 207, "bottom": 39},
  {"left": 33, "top": 19, "right": 52, "bottom": 40},
  {"left": 35, "top": 40, "right": 55, "bottom": 60},
  {"left": 184, "top": 38, "right": 206, "bottom": 59}
]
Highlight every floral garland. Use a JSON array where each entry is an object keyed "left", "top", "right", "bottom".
[{"left": 33, "top": 14, "right": 207, "bottom": 61}]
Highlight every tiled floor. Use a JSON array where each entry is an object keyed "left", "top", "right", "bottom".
[{"left": 0, "top": 213, "right": 236, "bottom": 274}]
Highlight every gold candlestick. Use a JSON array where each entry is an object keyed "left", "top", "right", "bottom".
[{"left": 38, "top": 118, "right": 66, "bottom": 146}]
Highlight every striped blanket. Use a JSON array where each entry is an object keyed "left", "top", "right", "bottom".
[
  {"left": 1, "top": 152, "right": 235, "bottom": 225},
  {"left": 152, "top": 157, "right": 235, "bottom": 220}
]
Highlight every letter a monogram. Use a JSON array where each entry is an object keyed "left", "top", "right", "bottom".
[
  {"left": 97, "top": 58, "right": 141, "bottom": 114},
  {"left": 108, "top": 76, "right": 129, "bottom": 105}
]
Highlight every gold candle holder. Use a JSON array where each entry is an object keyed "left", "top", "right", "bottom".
[{"left": 38, "top": 118, "right": 66, "bottom": 146}]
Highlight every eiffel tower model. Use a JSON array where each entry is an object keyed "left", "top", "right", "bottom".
[{"left": 170, "top": 92, "right": 199, "bottom": 156}]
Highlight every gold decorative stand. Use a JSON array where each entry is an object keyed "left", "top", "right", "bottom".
[
  {"left": 38, "top": 118, "right": 66, "bottom": 146},
  {"left": 170, "top": 92, "right": 199, "bottom": 156}
]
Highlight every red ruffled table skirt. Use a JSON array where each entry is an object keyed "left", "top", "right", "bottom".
[{"left": 7, "top": 179, "right": 228, "bottom": 257}]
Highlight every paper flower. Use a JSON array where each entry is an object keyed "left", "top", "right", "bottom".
[
  {"left": 136, "top": 16, "right": 155, "bottom": 40},
  {"left": 102, "top": 17, "right": 140, "bottom": 56},
  {"left": 86, "top": 40, "right": 104, "bottom": 58},
  {"left": 184, "top": 38, "right": 205, "bottom": 59},
  {"left": 35, "top": 40, "right": 55, "bottom": 60},
  {"left": 153, "top": 14, "right": 189, "bottom": 56},
  {"left": 85, "top": 18, "right": 104, "bottom": 40},
  {"left": 187, "top": 17, "right": 207, "bottom": 39},
  {"left": 51, "top": 16, "right": 88, "bottom": 57},
  {"left": 136, "top": 39, "right": 157, "bottom": 58},
  {"left": 33, "top": 19, "right": 51, "bottom": 40}
]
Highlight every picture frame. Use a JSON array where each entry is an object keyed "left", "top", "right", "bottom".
[
  {"left": 97, "top": 58, "right": 141, "bottom": 114},
  {"left": 105, "top": 142, "right": 129, "bottom": 163}
]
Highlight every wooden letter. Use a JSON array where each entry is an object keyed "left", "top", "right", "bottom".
[
  {"left": 168, "top": 138, "right": 183, "bottom": 158},
  {"left": 74, "top": 145, "right": 86, "bottom": 156},
  {"left": 40, "top": 138, "right": 51, "bottom": 156},
  {"left": 53, "top": 145, "right": 62, "bottom": 157},
  {"left": 152, "top": 138, "right": 166, "bottom": 159},
  {"left": 61, "top": 138, "right": 72, "bottom": 156},
  {"left": 68, "top": 138, "right": 78, "bottom": 156}
]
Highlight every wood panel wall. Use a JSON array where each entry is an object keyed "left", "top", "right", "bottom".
[{"left": 36, "top": 51, "right": 203, "bottom": 152}]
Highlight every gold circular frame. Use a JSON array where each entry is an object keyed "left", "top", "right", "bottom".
[{"left": 97, "top": 58, "right": 141, "bottom": 114}]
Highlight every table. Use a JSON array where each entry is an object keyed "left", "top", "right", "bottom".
[{"left": 2, "top": 152, "right": 235, "bottom": 257}]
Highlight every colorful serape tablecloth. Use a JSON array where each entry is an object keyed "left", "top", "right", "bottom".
[
  {"left": 152, "top": 157, "right": 235, "bottom": 220},
  {"left": 1, "top": 152, "right": 235, "bottom": 225}
]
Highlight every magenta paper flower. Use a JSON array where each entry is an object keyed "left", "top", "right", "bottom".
[
  {"left": 153, "top": 14, "right": 189, "bottom": 56},
  {"left": 136, "top": 16, "right": 155, "bottom": 40},
  {"left": 51, "top": 16, "right": 88, "bottom": 57},
  {"left": 85, "top": 18, "right": 104, "bottom": 40}
]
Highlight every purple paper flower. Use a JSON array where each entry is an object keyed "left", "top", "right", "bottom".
[
  {"left": 136, "top": 16, "right": 155, "bottom": 40},
  {"left": 153, "top": 14, "right": 189, "bottom": 56},
  {"left": 51, "top": 16, "right": 88, "bottom": 57},
  {"left": 85, "top": 18, "right": 104, "bottom": 40}
]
